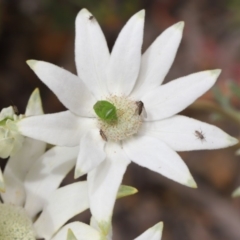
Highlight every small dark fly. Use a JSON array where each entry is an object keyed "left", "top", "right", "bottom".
[
  {"left": 89, "top": 15, "right": 95, "bottom": 21},
  {"left": 100, "top": 129, "right": 107, "bottom": 141},
  {"left": 194, "top": 130, "right": 206, "bottom": 142},
  {"left": 136, "top": 101, "right": 144, "bottom": 115}
]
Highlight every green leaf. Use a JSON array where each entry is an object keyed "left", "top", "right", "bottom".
[
  {"left": 212, "top": 86, "right": 230, "bottom": 108},
  {"left": 228, "top": 81, "right": 240, "bottom": 99},
  {"left": 66, "top": 229, "right": 77, "bottom": 240},
  {"left": 93, "top": 101, "right": 117, "bottom": 123}
]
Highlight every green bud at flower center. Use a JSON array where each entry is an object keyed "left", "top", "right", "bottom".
[{"left": 0, "top": 203, "right": 35, "bottom": 240}]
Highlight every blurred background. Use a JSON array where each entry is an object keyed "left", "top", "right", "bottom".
[{"left": 0, "top": 0, "right": 240, "bottom": 239}]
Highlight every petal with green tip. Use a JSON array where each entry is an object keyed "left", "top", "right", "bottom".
[
  {"left": 117, "top": 185, "right": 138, "bottom": 199},
  {"left": 107, "top": 10, "right": 145, "bottom": 95},
  {"left": 139, "top": 115, "right": 238, "bottom": 151},
  {"left": 75, "top": 8, "right": 110, "bottom": 99},
  {"left": 17, "top": 111, "right": 96, "bottom": 146},
  {"left": 131, "top": 21, "right": 184, "bottom": 99},
  {"left": 25, "top": 88, "right": 44, "bottom": 116},
  {"left": 142, "top": 70, "right": 221, "bottom": 121},
  {"left": 51, "top": 222, "right": 102, "bottom": 240},
  {"left": 134, "top": 222, "right": 164, "bottom": 240},
  {"left": 67, "top": 229, "right": 78, "bottom": 240},
  {"left": 87, "top": 142, "right": 130, "bottom": 235},
  {"left": 123, "top": 136, "right": 197, "bottom": 188},
  {"left": 26, "top": 60, "right": 95, "bottom": 117}
]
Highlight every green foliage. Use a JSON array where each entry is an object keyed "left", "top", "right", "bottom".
[
  {"left": 212, "top": 85, "right": 230, "bottom": 109},
  {"left": 228, "top": 81, "right": 240, "bottom": 99}
]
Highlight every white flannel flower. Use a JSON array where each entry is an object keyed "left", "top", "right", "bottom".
[
  {"left": 1, "top": 141, "right": 136, "bottom": 240},
  {"left": 17, "top": 9, "right": 238, "bottom": 233},
  {"left": 1, "top": 135, "right": 136, "bottom": 240},
  {"left": 1, "top": 147, "right": 89, "bottom": 240},
  {"left": 0, "top": 88, "right": 45, "bottom": 193},
  {"left": 0, "top": 106, "right": 24, "bottom": 159},
  {"left": 0, "top": 88, "right": 46, "bottom": 159},
  {"left": 57, "top": 218, "right": 163, "bottom": 240}
]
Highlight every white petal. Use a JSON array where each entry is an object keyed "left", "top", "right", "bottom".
[
  {"left": 0, "top": 106, "right": 15, "bottom": 121},
  {"left": 131, "top": 22, "right": 184, "bottom": 99},
  {"left": 1, "top": 137, "right": 46, "bottom": 205},
  {"left": 24, "top": 146, "right": 79, "bottom": 218},
  {"left": 0, "top": 168, "right": 4, "bottom": 192},
  {"left": 51, "top": 222, "right": 102, "bottom": 240},
  {"left": 123, "top": 136, "right": 197, "bottom": 188},
  {"left": 107, "top": 10, "right": 145, "bottom": 95},
  {"left": 1, "top": 170, "right": 25, "bottom": 206},
  {"left": 90, "top": 216, "right": 113, "bottom": 240},
  {"left": 75, "top": 9, "right": 110, "bottom": 99},
  {"left": 134, "top": 222, "right": 163, "bottom": 240},
  {"left": 88, "top": 142, "right": 130, "bottom": 235},
  {"left": 25, "top": 88, "right": 44, "bottom": 116},
  {"left": 0, "top": 137, "right": 14, "bottom": 159},
  {"left": 27, "top": 60, "right": 95, "bottom": 117},
  {"left": 17, "top": 111, "right": 96, "bottom": 146},
  {"left": 34, "top": 182, "right": 89, "bottom": 240},
  {"left": 75, "top": 129, "right": 106, "bottom": 178},
  {"left": 6, "top": 137, "right": 46, "bottom": 180},
  {"left": 139, "top": 115, "right": 238, "bottom": 151},
  {"left": 142, "top": 70, "right": 221, "bottom": 121},
  {"left": 232, "top": 187, "right": 240, "bottom": 197}
]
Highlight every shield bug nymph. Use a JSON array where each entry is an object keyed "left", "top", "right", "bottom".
[
  {"left": 100, "top": 129, "right": 107, "bottom": 141},
  {"left": 136, "top": 101, "right": 144, "bottom": 115},
  {"left": 194, "top": 130, "right": 206, "bottom": 142}
]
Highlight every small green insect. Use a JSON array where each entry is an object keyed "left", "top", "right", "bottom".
[{"left": 93, "top": 100, "right": 118, "bottom": 123}]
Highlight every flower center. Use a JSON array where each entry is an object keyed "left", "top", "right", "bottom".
[
  {"left": 94, "top": 96, "right": 143, "bottom": 142},
  {"left": 0, "top": 203, "right": 35, "bottom": 240}
]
